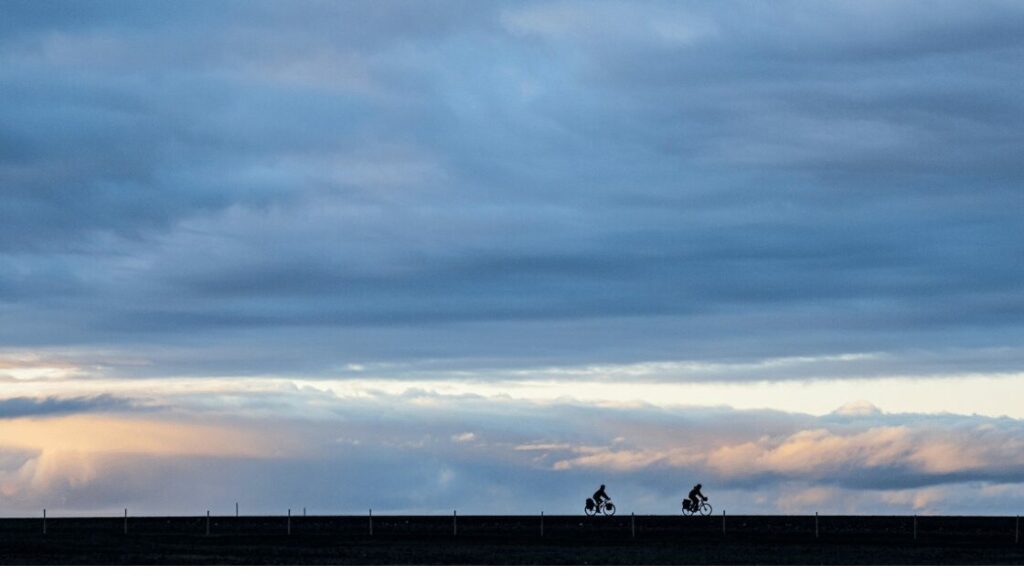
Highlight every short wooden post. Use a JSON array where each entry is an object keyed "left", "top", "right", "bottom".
[
  {"left": 206, "top": 510, "right": 210, "bottom": 536},
  {"left": 631, "top": 512, "right": 636, "bottom": 538},
  {"left": 453, "top": 509, "right": 458, "bottom": 536},
  {"left": 913, "top": 515, "right": 917, "bottom": 540},
  {"left": 815, "top": 512, "right": 819, "bottom": 539},
  {"left": 369, "top": 509, "right": 373, "bottom": 536},
  {"left": 235, "top": 502, "right": 238, "bottom": 517},
  {"left": 42, "top": 509, "right": 46, "bottom": 535},
  {"left": 540, "top": 511, "right": 544, "bottom": 537},
  {"left": 1016, "top": 515, "right": 1019, "bottom": 545},
  {"left": 722, "top": 509, "right": 726, "bottom": 536},
  {"left": 303, "top": 507, "right": 306, "bottom": 517},
  {"left": 287, "top": 508, "right": 291, "bottom": 535},
  {"left": 124, "top": 508, "right": 128, "bottom": 535}
]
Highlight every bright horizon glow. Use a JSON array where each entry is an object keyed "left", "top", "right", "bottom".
[{"left": 5, "top": 359, "right": 1024, "bottom": 418}]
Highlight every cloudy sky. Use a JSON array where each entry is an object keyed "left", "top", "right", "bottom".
[{"left": 3, "top": 0, "right": 1024, "bottom": 516}]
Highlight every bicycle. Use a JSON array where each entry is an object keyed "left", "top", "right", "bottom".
[
  {"left": 682, "top": 498, "right": 712, "bottom": 516},
  {"left": 585, "top": 498, "right": 617, "bottom": 516}
]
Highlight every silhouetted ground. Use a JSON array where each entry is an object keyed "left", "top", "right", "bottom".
[{"left": 0, "top": 515, "right": 1022, "bottom": 564}]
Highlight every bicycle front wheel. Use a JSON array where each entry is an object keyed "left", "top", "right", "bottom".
[
  {"left": 700, "top": 502, "right": 712, "bottom": 516},
  {"left": 602, "top": 502, "right": 616, "bottom": 516}
]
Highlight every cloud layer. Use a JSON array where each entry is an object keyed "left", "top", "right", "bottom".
[
  {"left": 3, "top": 2, "right": 1024, "bottom": 515},
  {"left": 2, "top": 1, "right": 1024, "bottom": 378},
  {"left": 3, "top": 388, "right": 1024, "bottom": 515}
]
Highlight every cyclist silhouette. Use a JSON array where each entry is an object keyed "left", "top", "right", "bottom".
[
  {"left": 687, "top": 483, "right": 707, "bottom": 511},
  {"left": 585, "top": 484, "right": 617, "bottom": 516}
]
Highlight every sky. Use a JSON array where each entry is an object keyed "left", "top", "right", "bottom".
[{"left": 2, "top": 0, "right": 1024, "bottom": 516}]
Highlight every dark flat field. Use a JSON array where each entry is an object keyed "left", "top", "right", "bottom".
[{"left": 1, "top": 515, "right": 1022, "bottom": 565}]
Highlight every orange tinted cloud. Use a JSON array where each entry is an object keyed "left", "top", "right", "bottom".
[
  {"left": 0, "top": 414, "right": 304, "bottom": 499},
  {"left": 550, "top": 425, "right": 1024, "bottom": 481},
  {"left": 0, "top": 415, "right": 294, "bottom": 458}
]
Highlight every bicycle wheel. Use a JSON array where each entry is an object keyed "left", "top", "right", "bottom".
[
  {"left": 585, "top": 504, "right": 597, "bottom": 516},
  {"left": 682, "top": 502, "right": 694, "bottom": 516},
  {"left": 699, "top": 502, "right": 712, "bottom": 516},
  {"left": 602, "top": 502, "right": 616, "bottom": 516}
]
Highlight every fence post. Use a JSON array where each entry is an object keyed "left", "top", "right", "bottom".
[
  {"left": 1016, "top": 515, "right": 1019, "bottom": 545},
  {"left": 42, "top": 509, "right": 46, "bottom": 536},
  {"left": 631, "top": 512, "right": 636, "bottom": 538},
  {"left": 540, "top": 511, "right": 544, "bottom": 538},
  {"left": 369, "top": 509, "right": 373, "bottom": 536},
  {"left": 722, "top": 509, "right": 726, "bottom": 536},
  {"left": 913, "top": 515, "right": 917, "bottom": 541},
  {"left": 453, "top": 510, "right": 458, "bottom": 536},
  {"left": 287, "top": 508, "right": 291, "bottom": 536},
  {"left": 235, "top": 502, "right": 239, "bottom": 517},
  {"left": 124, "top": 508, "right": 128, "bottom": 535},
  {"left": 815, "top": 512, "right": 819, "bottom": 539},
  {"left": 206, "top": 510, "right": 210, "bottom": 536},
  {"left": 303, "top": 507, "right": 306, "bottom": 517}
]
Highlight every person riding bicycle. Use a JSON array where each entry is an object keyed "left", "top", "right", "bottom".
[
  {"left": 687, "top": 483, "right": 707, "bottom": 512},
  {"left": 592, "top": 484, "right": 610, "bottom": 508}
]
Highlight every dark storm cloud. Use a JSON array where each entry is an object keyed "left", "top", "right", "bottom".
[{"left": 3, "top": 1, "right": 1024, "bottom": 376}]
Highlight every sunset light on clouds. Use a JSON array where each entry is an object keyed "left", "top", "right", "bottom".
[{"left": 3, "top": 1, "right": 1024, "bottom": 517}]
